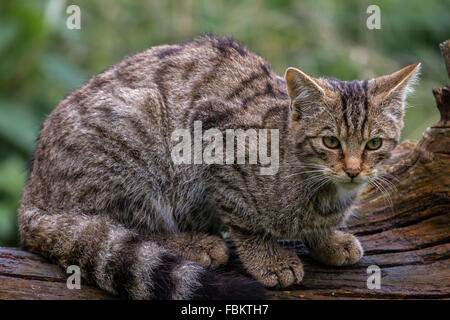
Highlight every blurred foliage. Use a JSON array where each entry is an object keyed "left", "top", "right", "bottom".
[{"left": 0, "top": 0, "right": 448, "bottom": 246}]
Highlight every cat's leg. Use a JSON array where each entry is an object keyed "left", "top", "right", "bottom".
[
  {"left": 229, "top": 226, "right": 304, "bottom": 288},
  {"left": 304, "top": 230, "right": 363, "bottom": 266},
  {"left": 154, "top": 233, "right": 229, "bottom": 269}
]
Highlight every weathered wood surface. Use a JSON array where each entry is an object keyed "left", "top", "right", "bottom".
[
  {"left": 1, "top": 40, "right": 449, "bottom": 300},
  {"left": 0, "top": 247, "right": 115, "bottom": 299}
]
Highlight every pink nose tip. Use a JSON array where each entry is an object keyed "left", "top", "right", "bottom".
[{"left": 345, "top": 167, "right": 361, "bottom": 179}]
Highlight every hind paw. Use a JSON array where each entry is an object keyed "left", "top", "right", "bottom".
[{"left": 163, "top": 233, "right": 229, "bottom": 269}]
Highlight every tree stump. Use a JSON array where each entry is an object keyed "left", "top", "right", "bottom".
[{"left": 0, "top": 40, "right": 449, "bottom": 300}]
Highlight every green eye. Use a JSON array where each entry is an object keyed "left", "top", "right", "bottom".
[
  {"left": 322, "top": 136, "right": 340, "bottom": 149},
  {"left": 366, "top": 138, "right": 382, "bottom": 150}
]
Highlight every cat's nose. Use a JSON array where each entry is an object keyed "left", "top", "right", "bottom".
[{"left": 345, "top": 167, "right": 361, "bottom": 179}]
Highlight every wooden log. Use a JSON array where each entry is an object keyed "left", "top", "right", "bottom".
[
  {"left": 0, "top": 247, "right": 115, "bottom": 299},
  {"left": 0, "top": 39, "right": 449, "bottom": 300}
]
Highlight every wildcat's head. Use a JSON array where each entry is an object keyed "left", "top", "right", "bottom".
[{"left": 284, "top": 63, "right": 420, "bottom": 192}]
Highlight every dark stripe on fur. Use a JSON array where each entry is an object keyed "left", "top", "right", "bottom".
[
  {"left": 188, "top": 35, "right": 247, "bottom": 111},
  {"left": 156, "top": 45, "right": 183, "bottom": 59},
  {"left": 107, "top": 234, "right": 142, "bottom": 299},
  {"left": 210, "top": 35, "right": 247, "bottom": 57},
  {"left": 226, "top": 72, "right": 264, "bottom": 100},
  {"left": 361, "top": 80, "right": 369, "bottom": 132},
  {"left": 260, "top": 63, "right": 271, "bottom": 77},
  {"left": 192, "top": 270, "right": 267, "bottom": 300},
  {"left": 241, "top": 81, "right": 280, "bottom": 109},
  {"left": 153, "top": 57, "right": 179, "bottom": 123},
  {"left": 189, "top": 57, "right": 226, "bottom": 113},
  {"left": 340, "top": 94, "right": 349, "bottom": 136},
  {"left": 189, "top": 100, "right": 234, "bottom": 131},
  {"left": 150, "top": 251, "right": 183, "bottom": 299}
]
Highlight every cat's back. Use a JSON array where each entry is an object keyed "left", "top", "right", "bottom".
[
  {"left": 24, "top": 36, "right": 289, "bottom": 210},
  {"left": 40, "top": 35, "right": 289, "bottom": 153},
  {"left": 47, "top": 35, "right": 285, "bottom": 128}
]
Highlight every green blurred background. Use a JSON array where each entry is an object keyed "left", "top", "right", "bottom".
[{"left": 0, "top": 0, "right": 448, "bottom": 246}]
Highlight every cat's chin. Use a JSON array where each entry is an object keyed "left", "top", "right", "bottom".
[{"left": 337, "top": 181, "right": 365, "bottom": 191}]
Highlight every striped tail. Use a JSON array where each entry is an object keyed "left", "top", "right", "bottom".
[{"left": 18, "top": 207, "right": 266, "bottom": 299}]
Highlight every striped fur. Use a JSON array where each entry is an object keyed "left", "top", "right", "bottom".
[{"left": 19, "top": 35, "right": 419, "bottom": 297}]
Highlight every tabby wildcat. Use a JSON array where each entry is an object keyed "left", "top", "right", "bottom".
[{"left": 19, "top": 35, "right": 420, "bottom": 299}]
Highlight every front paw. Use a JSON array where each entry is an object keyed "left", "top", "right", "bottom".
[
  {"left": 309, "top": 231, "right": 363, "bottom": 266},
  {"left": 243, "top": 248, "right": 304, "bottom": 289}
]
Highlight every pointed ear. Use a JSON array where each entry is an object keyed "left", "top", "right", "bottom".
[
  {"left": 284, "top": 67, "right": 326, "bottom": 101},
  {"left": 371, "top": 63, "right": 421, "bottom": 103}
]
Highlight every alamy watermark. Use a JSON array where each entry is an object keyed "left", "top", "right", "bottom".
[
  {"left": 171, "top": 121, "right": 279, "bottom": 175},
  {"left": 366, "top": 265, "right": 381, "bottom": 289},
  {"left": 66, "top": 4, "right": 81, "bottom": 30},
  {"left": 366, "top": 5, "right": 381, "bottom": 29},
  {"left": 66, "top": 265, "right": 81, "bottom": 289}
]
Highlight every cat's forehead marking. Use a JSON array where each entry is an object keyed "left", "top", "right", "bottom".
[{"left": 325, "top": 79, "right": 370, "bottom": 139}]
